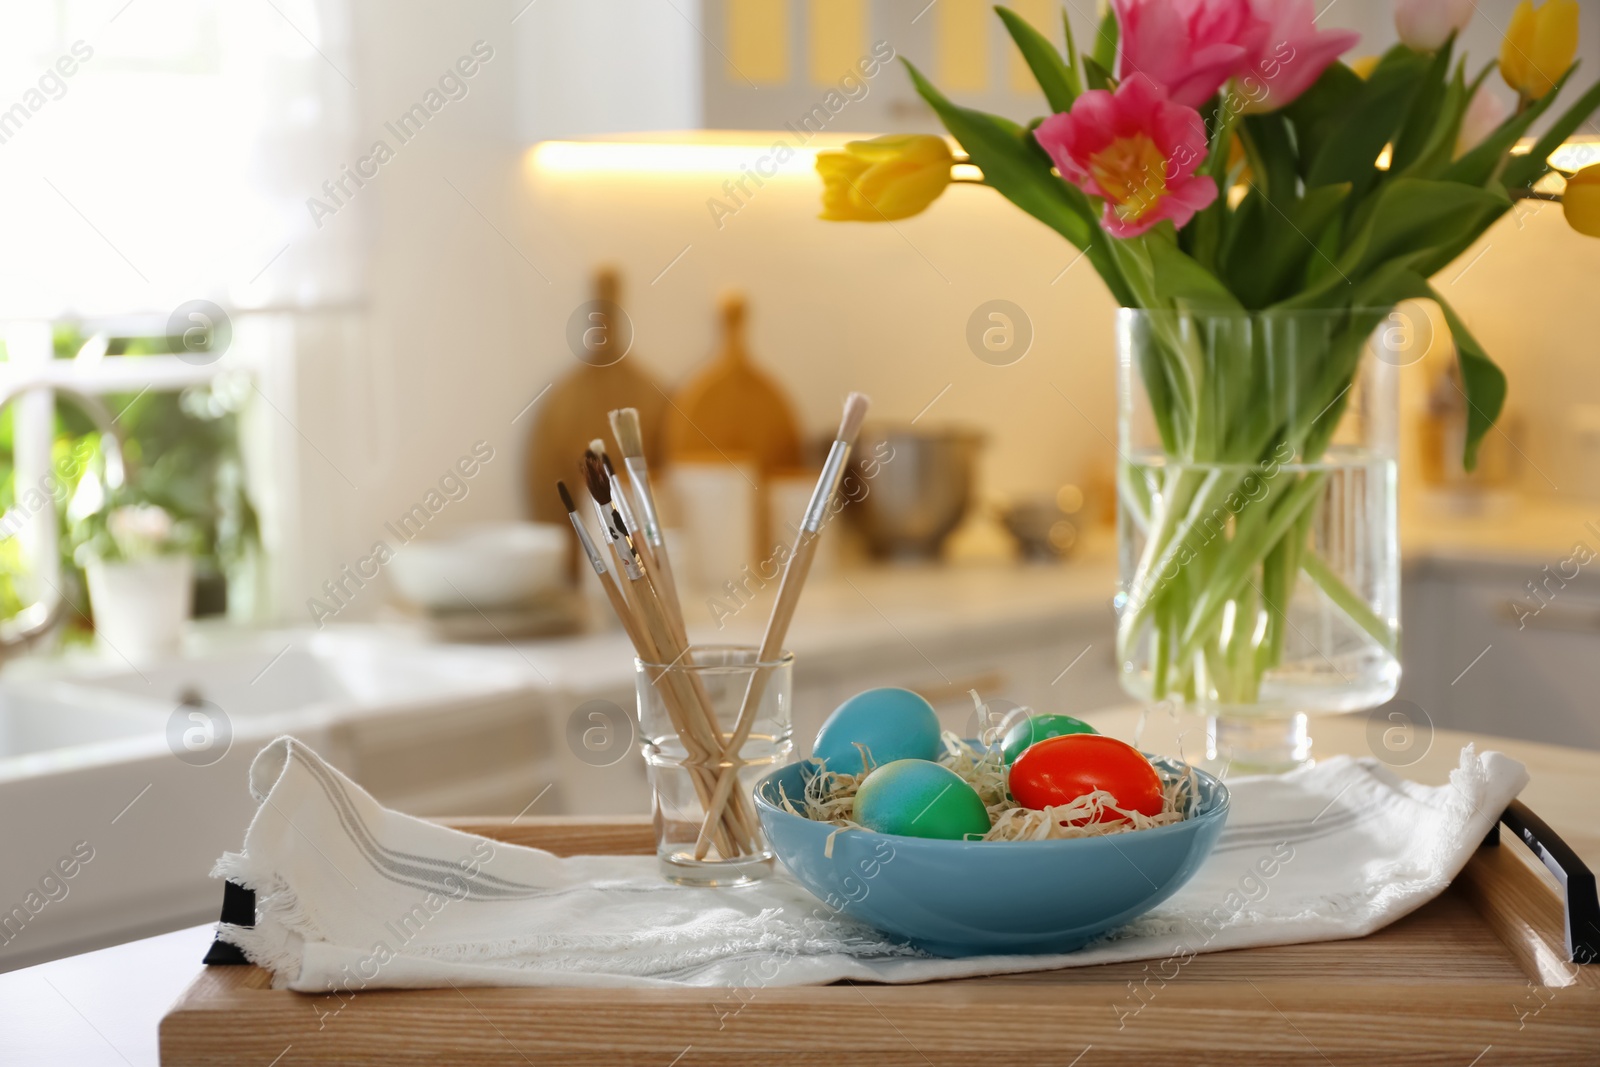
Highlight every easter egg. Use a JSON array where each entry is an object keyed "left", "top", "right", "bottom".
[
  {"left": 812, "top": 687, "right": 941, "bottom": 775},
  {"left": 1008, "top": 734, "right": 1163, "bottom": 824},
  {"left": 1000, "top": 713, "right": 1098, "bottom": 763},
  {"left": 854, "top": 759, "right": 991, "bottom": 840}
]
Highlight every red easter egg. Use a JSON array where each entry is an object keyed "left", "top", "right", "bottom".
[{"left": 1008, "top": 734, "right": 1163, "bottom": 824}]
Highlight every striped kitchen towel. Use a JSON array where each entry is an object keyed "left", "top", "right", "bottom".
[{"left": 213, "top": 736, "right": 1527, "bottom": 991}]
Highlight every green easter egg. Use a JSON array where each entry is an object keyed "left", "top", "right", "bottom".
[
  {"left": 854, "top": 759, "right": 990, "bottom": 840},
  {"left": 1001, "top": 713, "right": 1099, "bottom": 763}
]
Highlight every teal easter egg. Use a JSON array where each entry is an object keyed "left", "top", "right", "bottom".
[
  {"left": 812, "top": 687, "right": 941, "bottom": 775},
  {"left": 1001, "top": 713, "right": 1098, "bottom": 763},
  {"left": 854, "top": 759, "right": 991, "bottom": 840}
]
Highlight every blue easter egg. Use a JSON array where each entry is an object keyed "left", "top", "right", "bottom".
[
  {"left": 854, "top": 759, "right": 991, "bottom": 840},
  {"left": 812, "top": 687, "right": 941, "bottom": 775}
]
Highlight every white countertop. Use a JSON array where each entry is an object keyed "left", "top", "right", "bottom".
[
  {"left": 0, "top": 923, "right": 214, "bottom": 1067},
  {"left": 508, "top": 551, "right": 1121, "bottom": 694},
  {"left": 1402, "top": 491, "right": 1600, "bottom": 568}
]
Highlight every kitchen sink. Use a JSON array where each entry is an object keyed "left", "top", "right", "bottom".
[
  {"left": 0, "top": 625, "right": 552, "bottom": 973},
  {"left": 44, "top": 631, "right": 537, "bottom": 722},
  {"left": 79, "top": 645, "right": 353, "bottom": 718},
  {"left": 0, "top": 684, "right": 161, "bottom": 761}
]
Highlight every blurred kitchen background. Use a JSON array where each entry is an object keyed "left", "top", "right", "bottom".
[{"left": 2, "top": 0, "right": 1598, "bottom": 969}]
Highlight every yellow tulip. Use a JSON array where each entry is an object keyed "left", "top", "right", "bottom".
[
  {"left": 1500, "top": 0, "right": 1578, "bottom": 101},
  {"left": 817, "top": 135, "right": 953, "bottom": 222},
  {"left": 1348, "top": 55, "right": 1380, "bottom": 80},
  {"left": 1565, "top": 164, "right": 1600, "bottom": 238}
]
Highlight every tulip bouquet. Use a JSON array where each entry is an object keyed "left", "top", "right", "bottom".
[{"left": 821, "top": 1, "right": 1600, "bottom": 712}]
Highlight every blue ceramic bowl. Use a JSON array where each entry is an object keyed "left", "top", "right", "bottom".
[{"left": 754, "top": 756, "right": 1229, "bottom": 957}]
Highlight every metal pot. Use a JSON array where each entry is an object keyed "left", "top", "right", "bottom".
[{"left": 845, "top": 425, "right": 984, "bottom": 561}]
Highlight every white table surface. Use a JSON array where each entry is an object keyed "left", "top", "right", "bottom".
[{"left": 0, "top": 923, "right": 213, "bottom": 1067}]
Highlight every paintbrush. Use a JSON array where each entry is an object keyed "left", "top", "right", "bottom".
[
  {"left": 592, "top": 440, "right": 638, "bottom": 540},
  {"left": 557, "top": 480, "right": 649, "bottom": 655},
  {"left": 593, "top": 440, "right": 676, "bottom": 624},
  {"left": 608, "top": 407, "right": 682, "bottom": 614},
  {"left": 594, "top": 445, "right": 762, "bottom": 849},
  {"left": 693, "top": 391, "right": 871, "bottom": 859},
  {"left": 581, "top": 451, "right": 753, "bottom": 856},
  {"left": 563, "top": 475, "right": 750, "bottom": 853},
  {"left": 581, "top": 449, "right": 641, "bottom": 577}
]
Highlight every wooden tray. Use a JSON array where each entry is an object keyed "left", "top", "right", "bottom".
[{"left": 160, "top": 813, "right": 1600, "bottom": 1066}]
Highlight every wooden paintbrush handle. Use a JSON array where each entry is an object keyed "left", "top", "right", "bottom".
[
  {"left": 631, "top": 535, "right": 762, "bottom": 850},
  {"left": 633, "top": 573, "right": 757, "bottom": 855},
  {"left": 641, "top": 526, "right": 685, "bottom": 634},
  {"left": 692, "top": 536, "right": 818, "bottom": 859},
  {"left": 588, "top": 537, "right": 745, "bottom": 858}
]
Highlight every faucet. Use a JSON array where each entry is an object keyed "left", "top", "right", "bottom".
[{"left": 0, "top": 384, "right": 126, "bottom": 655}]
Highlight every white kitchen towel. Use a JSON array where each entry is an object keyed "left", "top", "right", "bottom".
[{"left": 214, "top": 736, "right": 1528, "bottom": 992}]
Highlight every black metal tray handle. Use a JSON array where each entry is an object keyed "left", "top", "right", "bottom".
[
  {"left": 202, "top": 880, "right": 255, "bottom": 966},
  {"left": 1485, "top": 799, "right": 1600, "bottom": 965}
]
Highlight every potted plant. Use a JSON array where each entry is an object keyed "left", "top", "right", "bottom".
[
  {"left": 818, "top": 0, "right": 1600, "bottom": 767},
  {"left": 75, "top": 498, "right": 199, "bottom": 661}
]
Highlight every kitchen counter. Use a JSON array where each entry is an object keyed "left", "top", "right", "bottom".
[
  {"left": 1402, "top": 491, "right": 1600, "bottom": 567},
  {"left": 4, "top": 709, "right": 1594, "bottom": 1067},
  {"left": 510, "top": 551, "right": 1121, "bottom": 694}
]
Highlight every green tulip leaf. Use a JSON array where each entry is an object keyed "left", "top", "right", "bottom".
[
  {"left": 1240, "top": 113, "right": 1297, "bottom": 205},
  {"left": 1061, "top": 7, "right": 1084, "bottom": 97},
  {"left": 1184, "top": 105, "right": 1241, "bottom": 270},
  {"left": 1503, "top": 69, "right": 1600, "bottom": 189},
  {"left": 1306, "top": 46, "right": 1430, "bottom": 196},
  {"left": 1082, "top": 56, "right": 1114, "bottom": 93},
  {"left": 1144, "top": 233, "right": 1243, "bottom": 314},
  {"left": 1395, "top": 58, "right": 1471, "bottom": 180},
  {"left": 1343, "top": 264, "right": 1507, "bottom": 470},
  {"left": 900, "top": 59, "right": 1086, "bottom": 244},
  {"left": 1089, "top": 6, "right": 1119, "bottom": 75},
  {"left": 1434, "top": 289, "right": 1508, "bottom": 471},
  {"left": 1336, "top": 178, "right": 1508, "bottom": 282},
  {"left": 1389, "top": 33, "right": 1456, "bottom": 176},
  {"left": 1282, "top": 62, "right": 1366, "bottom": 179},
  {"left": 996, "top": 6, "right": 1077, "bottom": 112},
  {"left": 1221, "top": 183, "right": 1350, "bottom": 308},
  {"left": 1445, "top": 65, "right": 1574, "bottom": 187}
]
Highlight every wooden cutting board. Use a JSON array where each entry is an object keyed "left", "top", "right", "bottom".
[
  {"left": 662, "top": 292, "right": 803, "bottom": 552},
  {"left": 160, "top": 813, "right": 1600, "bottom": 1066},
  {"left": 524, "top": 268, "right": 666, "bottom": 569}
]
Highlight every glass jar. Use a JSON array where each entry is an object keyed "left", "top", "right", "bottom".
[
  {"left": 635, "top": 645, "right": 794, "bottom": 886},
  {"left": 1116, "top": 307, "right": 1403, "bottom": 770}
]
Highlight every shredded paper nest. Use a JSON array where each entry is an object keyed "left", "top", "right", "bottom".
[{"left": 781, "top": 695, "right": 1197, "bottom": 854}]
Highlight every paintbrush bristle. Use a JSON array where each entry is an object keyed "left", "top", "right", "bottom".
[
  {"left": 581, "top": 451, "right": 612, "bottom": 506},
  {"left": 837, "top": 391, "right": 870, "bottom": 445},
  {"left": 588, "top": 440, "right": 621, "bottom": 479},
  {"left": 556, "top": 480, "right": 577, "bottom": 514},
  {"left": 609, "top": 408, "right": 644, "bottom": 459}
]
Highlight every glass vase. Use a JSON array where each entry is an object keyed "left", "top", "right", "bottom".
[
  {"left": 1115, "top": 308, "right": 1403, "bottom": 771},
  {"left": 636, "top": 645, "right": 794, "bottom": 886}
]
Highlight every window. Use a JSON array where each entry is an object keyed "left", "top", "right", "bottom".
[{"left": 1, "top": 0, "right": 358, "bottom": 630}]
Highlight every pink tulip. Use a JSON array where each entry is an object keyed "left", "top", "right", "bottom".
[
  {"left": 1034, "top": 74, "right": 1219, "bottom": 238},
  {"left": 1237, "top": 0, "right": 1361, "bottom": 112},
  {"left": 1455, "top": 82, "right": 1509, "bottom": 157},
  {"left": 1113, "top": 0, "right": 1267, "bottom": 108},
  {"left": 1394, "top": 0, "right": 1474, "bottom": 52}
]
